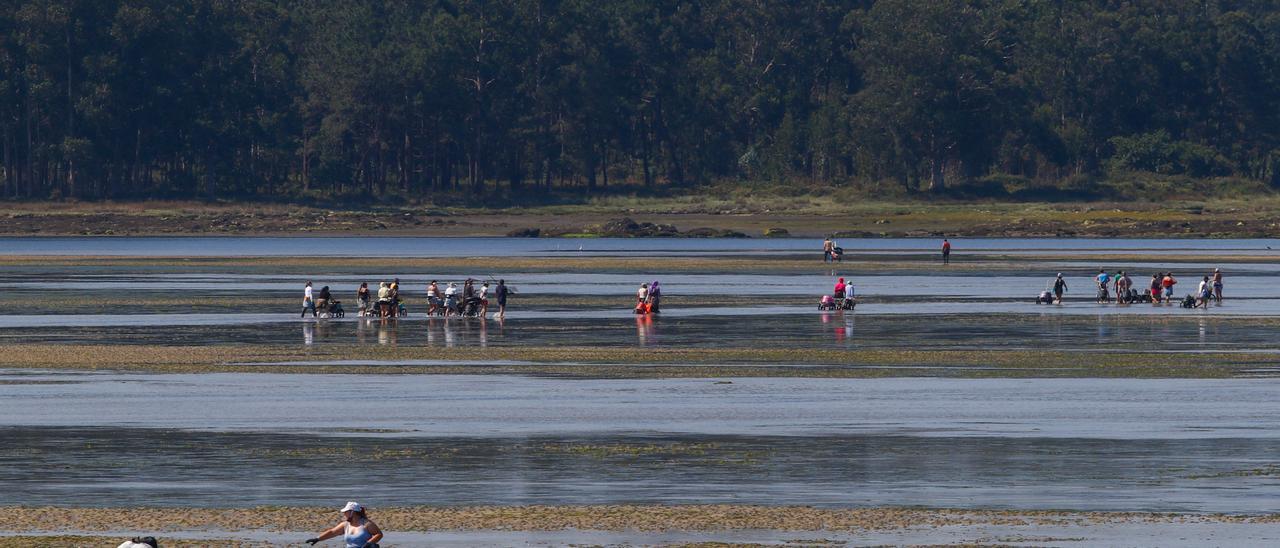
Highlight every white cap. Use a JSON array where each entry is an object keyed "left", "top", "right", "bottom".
[{"left": 340, "top": 501, "right": 363, "bottom": 513}]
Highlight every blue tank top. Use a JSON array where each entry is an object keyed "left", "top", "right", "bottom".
[{"left": 344, "top": 518, "right": 373, "bottom": 548}]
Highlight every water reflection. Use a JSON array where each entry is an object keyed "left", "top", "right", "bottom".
[
  {"left": 355, "top": 316, "right": 370, "bottom": 344},
  {"left": 636, "top": 315, "right": 657, "bottom": 346},
  {"left": 8, "top": 426, "right": 1280, "bottom": 512},
  {"left": 819, "top": 311, "right": 856, "bottom": 345},
  {"left": 377, "top": 320, "right": 397, "bottom": 345}
]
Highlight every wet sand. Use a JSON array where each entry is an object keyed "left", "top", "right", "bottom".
[
  {"left": 0, "top": 342, "right": 1271, "bottom": 378},
  {"left": 2, "top": 237, "right": 1277, "bottom": 544},
  {"left": 3, "top": 506, "right": 1279, "bottom": 547}
]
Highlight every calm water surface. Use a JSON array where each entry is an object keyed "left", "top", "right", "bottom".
[
  {"left": 2, "top": 237, "right": 1278, "bottom": 514},
  {"left": 4, "top": 372, "right": 1280, "bottom": 511}
]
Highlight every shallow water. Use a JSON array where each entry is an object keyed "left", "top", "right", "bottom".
[
  {"left": 4, "top": 372, "right": 1280, "bottom": 511},
  {"left": 5, "top": 371, "right": 1279, "bottom": 439},
  {"left": 2, "top": 237, "right": 1278, "bottom": 517},
  {"left": 1, "top": 313, "right": 1274, "bottom": 357}
]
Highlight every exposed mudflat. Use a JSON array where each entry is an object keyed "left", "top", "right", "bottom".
[{"left": 2, "top": 236, "right": 1277, "bottom": 544}]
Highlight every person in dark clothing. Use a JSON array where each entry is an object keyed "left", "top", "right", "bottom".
[{"left": 495, "top": 279, "right": 509, "bottom": 320}]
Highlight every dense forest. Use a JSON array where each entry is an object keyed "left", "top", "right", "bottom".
[{"left": 2, "top": 0, "right": 1280, "bottom": 202}]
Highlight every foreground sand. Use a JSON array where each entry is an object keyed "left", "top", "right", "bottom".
[{"left": 4, "top": 506, "right": 1279, "bottom": 547}]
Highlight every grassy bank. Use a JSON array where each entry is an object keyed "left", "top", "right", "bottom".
[{"left": 1, "top": 196, "right": 1277, "bottom": 238}]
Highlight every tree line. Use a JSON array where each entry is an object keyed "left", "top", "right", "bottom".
[{"left": 3, "top": 0, "right": 1280, "bottom": 202}]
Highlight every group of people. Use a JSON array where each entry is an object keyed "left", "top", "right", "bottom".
[
  {"left": 304, "top": 278, "right": 510, "bottom": 320},
  {"left": 1042, "top": 269, "right": 1223, "bottom": 308},
  {"left": 635, "top": 281, "right": 662, "bottom": 314},
  {"left": 354, "top": 279, "right": 404, "bottom": 318},
  {"left": 822, "top": 237, "right": 951, "bottom": 264},
  {"left": 301, "top": 281, "right": 342, "bottom": 318},
  {"left": 424, "top": 278, "right": 510, "bottom": 319},
  {"left": 822, "top": 237, "right": 844, "bottom": 262},
  {"left": 1097, "top": 269, "right": 1223, "bottom": 307},
  {"left": 819, "top": 276, "right": 858, "bottom": 310}
]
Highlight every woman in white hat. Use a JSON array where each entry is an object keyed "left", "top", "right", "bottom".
[{"left": 305, "top": 501, "right": 383, "bottom": 548}]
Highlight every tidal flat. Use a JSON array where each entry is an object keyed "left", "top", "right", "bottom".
[
  {"left": 4, "top": 506, "right": 1280, "bottom": 547},
  {"left": 2, "top": 237, "right": 1278, "bottom": 544}
]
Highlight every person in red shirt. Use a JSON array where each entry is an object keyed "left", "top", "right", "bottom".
[
  {"left": 941, "top": 239, "right": 951, "bottom": 265},
  {"left": 834, "top": 277, "right": 846, "bottom": 300}
]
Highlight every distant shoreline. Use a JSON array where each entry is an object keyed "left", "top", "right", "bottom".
[{"left": 0, "top": 198, "right": 1275, "bottom": 238}]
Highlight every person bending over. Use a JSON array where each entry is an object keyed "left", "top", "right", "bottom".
[{"left": 306, "top": 501, "right": 383, "bottom": 548}]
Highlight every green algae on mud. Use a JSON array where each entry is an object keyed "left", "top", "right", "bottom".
[{"left": 0, "top": 343, "right": 1268, "bottom": 378}]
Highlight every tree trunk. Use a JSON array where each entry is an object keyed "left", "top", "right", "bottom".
[
  {"left": 133, "top": 129, "right": 142, "bottom": 194},
  {"left": 301, "top": 132, "right": 310, "bottom": 192},
  {"left": 401, "top": 129, "right": 410, "bottom": 193},
  {"left": 641, "top": 124, "right": 653, "bottom": 188},
  {"left": 3, "top": 124, "right": 11, "bottom": 198},
  {"left": 66, "top": 22, "right": 76, "bottom": 199},
  {"left": 600, "top": 140, "right": 608, "bottom": 188},
  {"left": 543, "top": 158, "right": 552, "bottom": 192},
  {"left": 204, "top": 148, "right": 216, "bottom": 199},
  {"left": 508, "top": 147, "right": 522, "bottom": 193},
  {"left": 928, "top": 154, "right": 946, "bottom": 192},
  {"left": 26, "top": 89, "right": 35, "bottom": 198}
]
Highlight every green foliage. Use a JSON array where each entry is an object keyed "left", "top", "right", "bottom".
[
  {"left": 0, "top": 0, "right": 1278, "bottom": 202},
  {"left": 1108, "top": 131, "right": 1230, "bottom": 177}
]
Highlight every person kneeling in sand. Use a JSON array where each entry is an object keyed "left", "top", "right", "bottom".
[{"left": 306, "top": 501, "right": 383, "bottom": 548}]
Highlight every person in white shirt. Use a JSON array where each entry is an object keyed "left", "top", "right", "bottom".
[
  {"left": 477, "top": 283, "right": 490, "bottom": 317},
  {"left": 301, "top": 281, "right": 316, "bottom": 318},
  {"left": 376, "top": 281, "right": 392, "bottom": 317},
  {"left": 444, "top": 282, "right": 458, "bottom": 316},
  {"left": 1197, "top": 276, "right": 1211, "bottom": 309}
]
